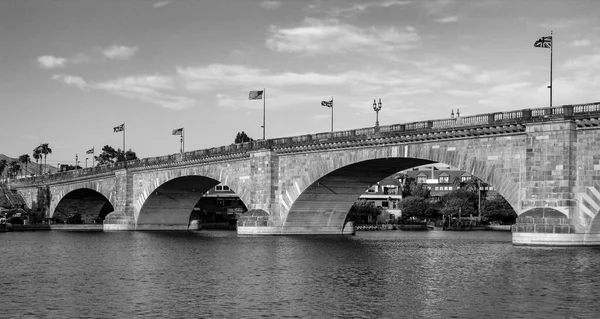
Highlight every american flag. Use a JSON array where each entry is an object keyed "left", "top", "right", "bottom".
[
  {"left": 113, "top": 123, "right": 124, "bottom": 132},
  {"left": 86, "top": 148, "right": 94, "bottom": 154},
  {"left": 248, "top": 90, "right": 264, "bottom": 100},
  {"left": 534, "top": 36, "right": 552, "bottom": 48},
  {"left": 172, "top": 127, "right": 183, "bottom": 135}
]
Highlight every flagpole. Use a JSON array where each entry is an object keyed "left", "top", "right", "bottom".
[
  {"left": 92, "top": 148, "right": 95, "bottom": 167},
  {"left": 123, "top": 122, "right": 126, "bottom": 163},
  {"left": 181, "top": 127, "right": 185, "bottom": 154},
  {"left": 550, "top": 30, "right": 553, "bottom": 107},
  {"left": 263, "top": 88, "right": 266, "bottom": 140},
  {"left": 331, "top": 96, "right": 334, "bottom": 132}
]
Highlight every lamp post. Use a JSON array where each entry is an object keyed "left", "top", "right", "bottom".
[
  {"left": 373, "top": 98, "right": 382, "bottom": 127},
  {"left": 86, "top": 158, "right": 88, "bottom": 169}
]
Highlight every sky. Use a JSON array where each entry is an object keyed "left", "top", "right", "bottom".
[{"left": 1, "top": 0, "right": 599, "bottom": 167}]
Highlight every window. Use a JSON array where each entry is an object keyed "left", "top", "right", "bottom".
[
  {"left": 215, "top": 185, "right": 230, "bottom": 191},
  {"left": 461, "top": 175, "right": 471, "bottom": 182},
  {"left": 381, "top": 201, "right": 389, "bottom": 208},
  {"left": 417, "top": 176, "right": 426, "bottom": 184},
  {"left": 439, "top": 176, "right": 449, "bottom": 183},
  {"left": 383, "top": 186, "right": 397, "bottom": 195},
  {"left": 367, "top": 185, "right": 378, "bottom": 193}
]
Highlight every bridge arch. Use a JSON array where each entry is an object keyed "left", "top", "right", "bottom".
[
  {"left": 49, "top": 180, "right": 116, "bottom": 221},
  {"left": 278, "top": 141, "right": 524, "bottom": 230},
  {"left": 135, "top": 175, "right": 249, "bottom": 230},
  {"left": 53, "top": 188, "right": 115, "bottom": 223}
]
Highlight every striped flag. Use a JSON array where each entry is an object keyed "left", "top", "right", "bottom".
[
  {"left": 534, "top": 36, "right": 552, "bottom": 48},
  {"left": 172, "top": 127, "right": 183, "bottom": 135},
  {"left": 113, "top": 123, "right": 124, "bottom": 132},
  {"left": 86, "top": 147, "right": 94, "bottom": 154},
  {"left": 249, "top": 90, "right": 264, "bottom": 100},
  {"left": 321, "top": 100, "right": 333, "bottom": 108}
]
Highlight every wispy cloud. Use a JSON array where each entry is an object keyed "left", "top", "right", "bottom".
[
  {"left": 260, "top": 0, "right": 281, "bottom": 9},
  {"left": 52, "top": 74, "right": 89, "bottom": 90},
  {"left": 37, "top": 55, "right": 67, "bottom": 69},
  {"left": 569, "top": 39, "right": 591, "bottom": 47},
  {"left": 153, "top": 1, "right": 170, "bottom": 8},
  {"left": 266, "top": 18, "right": 419, "bottom": 55},
  {"left": 102, "top": 45, "right": 139, "bottom": 60},
  {"left": 51, "top": 73, "right": 195, "bottom": 110},
  {"left": 330, "top": 0, "right": 411, "bottom": 16},
  {"left": 435, "top": 16, "right": 459, "bottom": 23},
  {"left": 96, "top": 76, "right": 194, "bottom": 110}
]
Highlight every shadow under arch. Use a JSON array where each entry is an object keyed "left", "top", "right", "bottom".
[
  {"left": 53, "top": 188, "right": 114, "bottom": 223},
  {"left": 519, "top": 208, "right": 567, "bottom": 218},
  {"left": 137, "top": 175, "right": 244, "bottom": 230},
  {"left": 284, "top": 157, "right": 435, "bottom": 228}
]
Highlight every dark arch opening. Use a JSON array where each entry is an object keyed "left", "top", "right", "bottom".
[
  {"left": 137, "top": 176, "right": 248, "bottom": 230},
  {"left": 54, "top": 188, "right": 114, "bottom": 224}
]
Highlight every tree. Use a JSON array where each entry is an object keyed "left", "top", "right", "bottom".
[
  {"left": 234, "top": 131, "right": 253, "bottom": 143},
  {"left": 19, "top": 154, "right": 30, "bottom": 177},
  {"left": 39, "top": 143, "right": 52, "bottom": 174},
  {"left": 439, "top": 189, "right": 478, "bottom": 217},
  {"left": 9, "top": 161, "right": 21, "bottom": 179},
  {"left": 409, "top": 183, "right": 431, "bottom": 199},
  {"left": 481, "top": 196, "right": 517, "bottom": 224},
  {"left": 398, "top": 196, "right": 439, "bottom": 221},
  {"left": 95, "top": 145, "right": 138, "bottom": 165},
  {"left": 346, "top": 199, "right": 382, "bottom": 224},
  {"left": 0, "top": 159, "right": 7, "bottom": 180},
  {"left": 32, "top": 147, "right": 42, "bottom": 175}
]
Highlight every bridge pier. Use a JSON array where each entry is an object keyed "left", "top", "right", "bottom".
[{"left": 237, "top": 216, "right": 355, "bottom": 236}]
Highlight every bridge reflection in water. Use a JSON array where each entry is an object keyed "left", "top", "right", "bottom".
[{"left": 8, "top": 102, "right": 600, "bottom": 246}]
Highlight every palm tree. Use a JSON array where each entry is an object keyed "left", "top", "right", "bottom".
[
  {"left": 0, "top": 159, "right": 7, "bottom": 181},
  {"left": 40, "top": 143, "right": 52, "bottom": 174},
  {"left": 9, "top": 161, "right": 21, "bottom": 179},
  {"left": 19, "top": 154, "right": 31, "bottom": 178},
  {"left": 33, "top": 146, "right": 42, "bottom": 175}
]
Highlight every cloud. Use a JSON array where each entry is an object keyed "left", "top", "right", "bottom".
[
  {"left": 102, "top": 45, "right": 139, "bottom": 60},
  {"left": 266, "top": 18, "right": 419, "bottom": 55},
  {"left": 153, "top": 1, "right": 170, "bottom": 8},
  {"left": 435, "top": 16, "right": 459, "bottom": 23},
  {"left": 52, "top": 74, "right": 89, "bottom": 90},
  {"left": 330, "top": 0, "right": 411, "bottom": 16},
  {"left": 259, "top": 0, "right": 281, "bottom": 9},
  {"left": 51, "top": 73, "right": 195, "bottom": 110},
  {"left": 563, "top": 54, "right": 600, "bottom": 71},
  {"left": 95, "top": 75, "right": 195, "bottom": 110},
  {"left": 37, "top": 55, "right": 67, "bottom": 69},
  {"left": 570, "top": 39, "right": 591, "bottom": 47}
]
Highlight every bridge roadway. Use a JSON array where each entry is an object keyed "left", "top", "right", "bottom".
[{"left": 9, "top": 102, "right": 600, "bottom": 246}]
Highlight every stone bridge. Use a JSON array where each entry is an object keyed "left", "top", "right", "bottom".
[{"left": 8, "top": 102, "right": 600, "bottom": 246}]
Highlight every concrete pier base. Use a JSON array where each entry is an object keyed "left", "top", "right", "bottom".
[
  {"left": 237, "top": 222, "right": 355, "bottom": 236},
  {"left": 512, "top": 233, "right": 600, "bottom": 246}
]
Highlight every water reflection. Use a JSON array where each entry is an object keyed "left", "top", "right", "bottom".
[{"left": 1, "top": 231, "right": 599, "bottom": 318}]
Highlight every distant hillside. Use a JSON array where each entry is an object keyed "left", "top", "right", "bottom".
[{"left": 0, "top": 154, "right": 57, "bottom": 177}]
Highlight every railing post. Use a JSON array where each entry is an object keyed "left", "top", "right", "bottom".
[{"left": 563, "top": 105, "right": 574, "bottom": 117}]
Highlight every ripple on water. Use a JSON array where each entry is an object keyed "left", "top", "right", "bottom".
[{"left": 1, "top": 230, "right": 600, "bottom": 318}]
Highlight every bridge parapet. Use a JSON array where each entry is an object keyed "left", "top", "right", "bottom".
[{"left": 10, "top": 101, "right": 600, "bottom": 187}]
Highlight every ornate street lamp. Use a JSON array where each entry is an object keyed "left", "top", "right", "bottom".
[{"left": 373, "top": 98, "right": 382, "bottom": 127}]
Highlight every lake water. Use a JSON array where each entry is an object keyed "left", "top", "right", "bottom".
[{"left": 1, "top": 230, "right": 599, "bottom": 318}]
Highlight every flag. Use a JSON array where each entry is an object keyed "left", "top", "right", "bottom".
[
  {"left": 534, "top": 36, "right": 552, "bottom": 48},
  {"left": 113, "top": 123, "right": 124, "bottom": 132},
  {"left": 321, "top": 100, "right": 333, "bottom": 108},
  {"left": 86, "top": 147, "right": 94, "bottom": 154},
  {"left": 249, "top": 90, "right": 264, "bottom": 100},
  {"left": 172, "top": 127, "right": 183, "bottom": 135}
]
